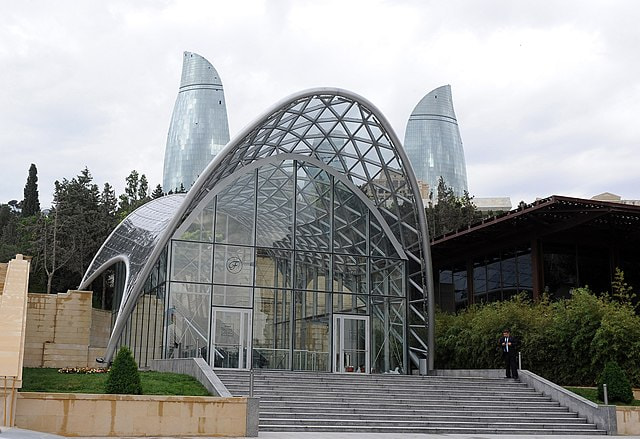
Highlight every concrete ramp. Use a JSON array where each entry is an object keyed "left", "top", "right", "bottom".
[{"left": 0, "top": 255, "right": 30, "bottom": 427}]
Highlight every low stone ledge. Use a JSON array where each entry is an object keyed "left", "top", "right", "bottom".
[
  {"left": 519, "top": 369, "right": 617, "bottom": 435},
  {"left": 431, "top": 369, "right": 505, "bottom": 378},
  {"left": 618, "top": 406, "right": 640, "bottom": 435},
  {"left": 15, "top": 392, "right": 256, "bottom": 437}
]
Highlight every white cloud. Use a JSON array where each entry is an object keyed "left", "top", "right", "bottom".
[{"left": 0, "top": 0, "right": 639, "bottom": 207}]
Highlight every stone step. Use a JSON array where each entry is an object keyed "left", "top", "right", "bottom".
[
  {"left": 219, "top": 374, "right": 529, "bottom": 382},
  {"left": 214, "top": 370, "right": 602, "bottom": 435},
  {"left": 260, "top": 407, "right": 574, "bottom": 416},
  {"left": 259, "top": 412, "right": 584, "bottom": 423},
  {"left": 260, "top": 400, "right": 566, "bottom": 411},
  {"left": 227, "top": 387, "right": 540, "bottom": 397},
  {"left": 254, "top": 394, "right": 555, "bottom": 403},
  {"left": 259, "top": 425, "right": 607, "bottom": 434},
  {"left": 223, "top": 382, "right": 533, "bottom": 391},
  {"left": 259, "top": 418, "right": 594, "bottom": 428}
]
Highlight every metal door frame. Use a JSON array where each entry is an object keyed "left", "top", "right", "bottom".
[
  {"left": 211, "top": 307, "right": 252, "bottom": 370},
  {"left": 333, "top": 314, "right": 370, "bottom": 374}
]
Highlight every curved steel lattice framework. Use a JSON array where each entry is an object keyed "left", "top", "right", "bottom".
[{"left": 81, "top": 88, "right": 434, "bottom": 369}]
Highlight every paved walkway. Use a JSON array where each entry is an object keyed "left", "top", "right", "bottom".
[{"left": 4, "top": 428, "right": 640, "bottom": 439}]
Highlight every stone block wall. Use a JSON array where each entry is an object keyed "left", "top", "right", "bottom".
[
  {"left": 90, "top": 308, "right": 112, "bottom": 348},
  {"left": 0, "top": 261, "right": 7, "bottom": 294},
  {"left": 24, "top": 290, "right": 110, "bottom": 368}
]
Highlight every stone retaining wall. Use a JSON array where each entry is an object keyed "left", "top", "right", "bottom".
[{"left": 15, "top": 392, "right": 257, "bottom": 437}]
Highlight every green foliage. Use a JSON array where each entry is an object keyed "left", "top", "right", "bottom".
[
  {"left": 22, "top": 163, "right": 41, "bottom": 217},
  {"left": 597, "top": 361, "right": 633, "bottom": 404},
  {"left": 435, "top": 288, "right": 640, "bottom": 387},
  {"left": 425, "top": 177, "right": 482, "bottom": 238},
  {"left": 118, "top": 170, "right": 152, "bottom": 219},
  {"left": 2, "top": 167, "right": 160, "bottom": 293},
  {"left": 105, "top": 346, "right": 142, "bottom": 395},
  {"left": 611, "top": 268, "right": 636, "bottom": 306},
  {"left": 151, "top": 184, "right": 164, "bottom": 199}
]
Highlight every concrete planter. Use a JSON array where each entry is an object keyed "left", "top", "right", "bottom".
[
  {"left": 15, "top": 392, "right": 258, "bottom": 437},
  {"left": 617, "top": 406, "right": 640, "bottom": 435}
]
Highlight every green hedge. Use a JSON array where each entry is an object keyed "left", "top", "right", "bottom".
[{"left": 435, "top": 288, "right": 640, "bottom": 387}]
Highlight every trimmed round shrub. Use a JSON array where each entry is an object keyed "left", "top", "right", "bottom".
[
  {"left": 105, "top": 346, "right": 142, "bottom": 395},
  {"left": 597, "top": 361, "right": 633, "bottom": 404}
]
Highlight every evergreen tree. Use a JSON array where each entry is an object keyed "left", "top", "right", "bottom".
[
  {"left": 22, "top": 163, "right": 41, "bottom": 217},
  {"left": 0, "top": 204, "right": 20, "bottom": 262},
  {"left": 138, "top": 174, "right": 149, "bottom": 201},
  {"left": 118, "top": 170, "right": 153, "bottom": 218},
  {"left": 425, "top": 177, "right": 482, "bottom": 239},
  {"left": 151, "top": 184, "right": 164, "bottom": 199},
  {"left": 598, "top": 361, "right": 633, "bottom": 403},
  {"left": 105, "top": 346, "right": 142, "bottom": 395}
]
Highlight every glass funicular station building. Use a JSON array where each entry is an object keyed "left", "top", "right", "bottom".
[{"left": 80, "top": 89, "right": 434, "bottom": 374}]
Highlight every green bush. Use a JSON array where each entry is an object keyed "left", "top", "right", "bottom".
[
  {"left": 105, "top": 346, "right": 142, "bottom": 395},
  {"left": 597, "top": 361, "right": 633, "bottom": 404},
  {"left": 435, "top": 287, "right": 640, "bottom": 387}
]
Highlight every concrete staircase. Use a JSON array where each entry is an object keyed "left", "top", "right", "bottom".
[{"left": 214, "top": 369, "right": 607, "bottom": 435}]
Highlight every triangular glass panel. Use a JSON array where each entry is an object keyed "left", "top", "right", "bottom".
[
  {"left": 354, "top": 139, "right": 372, "bottom": 156},
  {"left": 331, "top": 100, "right": 352, "bottom": 118},
  {"left": 318, "top": 120, "right": 338, "bottom": 135},
  {"left": 341, "top": 140, "right": 359, "bottom": 158},
  {"left": 364, "top": 162, "right": 383, "bottom": 180},
  {"left": 316, "top": 106, "right": 335, "bottom": 122},
  {"left": 344, "top": 104, "right": 363, "bottom": 121},
  {"left": 349, "top": 161, "right": 368, "bottom": 180}
]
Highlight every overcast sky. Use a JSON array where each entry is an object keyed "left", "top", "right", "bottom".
[{"left": 1, "top": 0, "right": 639, "bottom": 208}]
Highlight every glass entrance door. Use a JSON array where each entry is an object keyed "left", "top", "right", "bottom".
[
  {"left": 211, "top": 307, "right": 252, "bottom": 369},
  {"left": 333, "top": 314, "right": 369, "bottom": 373}
]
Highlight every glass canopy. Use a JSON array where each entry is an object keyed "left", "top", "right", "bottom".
[{"left": 81, "top": 88, "right": 433, "bottom": 372}]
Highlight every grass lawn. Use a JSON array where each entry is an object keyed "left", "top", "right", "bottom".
[
  {"left": 21, "top": 368, "right": 210, "bottom": 396},
  {"left": 565, "top": 386, "right": 640, "bottom": 406}
]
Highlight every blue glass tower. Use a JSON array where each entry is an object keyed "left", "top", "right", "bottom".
[
  {"left": 163, "top": 52, "right": 230, "bottom": 193},
  {"left": 404, "top": 85, "right": 468, "bottom": 197}
]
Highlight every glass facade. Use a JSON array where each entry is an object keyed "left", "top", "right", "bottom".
[
  {"left": 166, "top": 161, "right": 407, "bottom": 372},
  {"left": 436, "top": 247, "right": 533, "bottom": 313},
  {"left": 404, "top": 85, "right": 468, "bottom": 197},
  {"left": 81, "top": 89, "right": 432, "bottom": 373},
  {"left": 163, "top": 52, "right": 230, "bottom": 192}
]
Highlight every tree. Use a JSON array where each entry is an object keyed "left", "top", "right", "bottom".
[
  {"left": 138, "top": 174, "right": 149, "bottom": 201},
  {"left": 37, "top": 196, "right": 74, "bottom": 294},
  {"left": 611, "top": 268, "right": 636, "bottom": 307},
  {"left": 95, "top": 183, "right": 119, "bottom": 308},
  {"left": 425, "top": 177, "right": 482, "bottom": 239},
  {"left": 151, "top": 184, "right": 164, "bottom": 199},
  {"left": 105, "top": 346, "right": 142, "bottom": 395},
  {"left": 118, "top": 170, "right": 153, "bottom": 218},
  {"left": 22, "top": 163, "right": 41, "bottom": 217},
  {"left": 31, "top": 168, "right": 104, "bottom": 294},
  {"left": 0, "top": 203, "right": 20, "bottom": 262}
]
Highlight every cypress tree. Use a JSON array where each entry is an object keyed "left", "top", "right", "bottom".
[
  {"left": 22, "top": 163, "right": 40, "bottom": 217},
  {"left": 151, "top": 184, "right": 164, "bottom": 199}
]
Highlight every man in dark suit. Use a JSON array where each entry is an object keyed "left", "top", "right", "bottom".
[{"left": 499, "top": 328, "right": 519, "bottom": 379}]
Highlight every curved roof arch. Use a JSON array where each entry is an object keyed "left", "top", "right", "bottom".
[{"left": 82, "top": 88, "right": 434, "bottom": 366}]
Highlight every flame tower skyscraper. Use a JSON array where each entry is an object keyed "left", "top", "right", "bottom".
[
  {"left": 404, "top": 85, "right": 468, "bottom": 197},
  {"left": 163, "top": 52, "right": 230, "bottom": 192}
]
